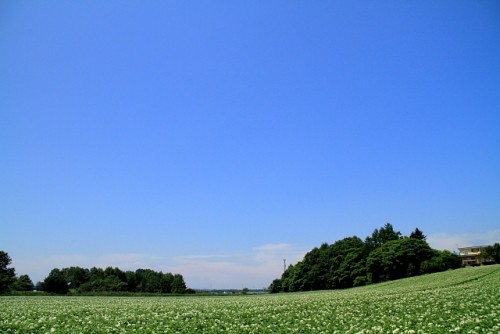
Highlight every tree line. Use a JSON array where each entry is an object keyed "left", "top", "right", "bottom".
[
  {"left": 0, "top": 251, "right": 34, "bottom": 293},
  {"left": 0, "top": 251, "right": 191, "bottom": 294},
  {"left": 268, "top": 224, "right": 500, "bottom": 293},
  {"left": 42, "top": 266, "right": 190, "bottom": 294}
]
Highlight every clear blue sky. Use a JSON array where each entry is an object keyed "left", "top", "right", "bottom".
[{"left": 1, "top": 1, "right": 499, "bottom": 289}]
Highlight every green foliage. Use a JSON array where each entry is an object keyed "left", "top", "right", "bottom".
[
  {"left": 364, "top": 223, "right": 402, "bottom": 251},
  {"left": 268, "top": 278, "right": 282, "bottom": 293},
  {"left": 484, "top": 243, "right": 500, "bottom": 263},
  {"left": 274, "top": 224, "right": 462, "bottom": 292},
  {"left": 409, "top": 227, "right": 426, "bottom": 240},
  {"left": 43, "top": 269, "right": 69, "bottom": 294},
  {"left": 366, "top": 238, "right": 433, "bottom": 283},
  {"left": 171, "top": 274, "right": 187, "bottom": 294},
  {"left": 62, "top": 266, "right": 89, "bottom": 287},
  {"left": 420, "top": 249, "right": 461, "bottom": 274},
  {"left": 41, "top": 266, "right": 187, "bottom": 294},
  {"left": 12, "top": 275, "right": 34, "bottom": 291},
  {"left": 0, "top": 251, "right": 16, "bottom": 293}
]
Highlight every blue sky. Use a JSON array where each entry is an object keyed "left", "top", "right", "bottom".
[{"left": 1, "top": 1, "right": 499, "bottom": 289}]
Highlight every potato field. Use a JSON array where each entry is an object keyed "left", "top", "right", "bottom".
[{"left": 1, "top": 265, "right": 499, "bottom": 333}]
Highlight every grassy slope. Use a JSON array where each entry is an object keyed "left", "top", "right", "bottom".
[{"left": 346, "top": 264, "right": 500, "bottom": 294}]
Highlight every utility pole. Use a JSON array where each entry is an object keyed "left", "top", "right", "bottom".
[{"left": 283, "top": 259, "right": 286, "bottom": 273}]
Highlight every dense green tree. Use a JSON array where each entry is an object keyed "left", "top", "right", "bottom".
[
  {"left": 42, "top": 265, "right": 188, "bottom": 294},
  {"left": 483, "top": 243, "right": 500, "bottom": 263},
  {"left": 280, "top": 237, "right": 367, "bottom": 291},
  {"left": 281, "top": 263, "right": 299, "bottom": 292},
  {"left": 365, "top": 223, "right": 402, "bottom": 251},
  {"left": 160, "top": 272, "right": 174, "bottom": 293},
  {"left": 13, "top": 274, "right": 34, "bottom": 291},
  {"left": 271, "top": 225, "right": 462, "bottom": 293},
  {"left": 0, "top": 251, "right": 16, "bottom": 293},
  {"left": 135, "top": 269, "right": 162, "bottom": 292},
  {"left": 329, "top": 237, "right": 367, "bottom": 288},
  {"left": 367, "top": 238, "right": 433, "bottom": 283},
  {"left": 125, "top": 271, "right": 137, "bottom": 291},
  {"left": 420, "top": 250, "right": 461, "bottom": 274},
  {"left": 409, "top": 228, "right": 426, "bottom": 240},
  {"left": 171, "top": 274, "right": 187, "bottom": 294},
  {"left": 43, "top": 269, "right": 69, "bottom": 294},
  {"left": 61, "top": 266, "right": 89, "bottom": 289},
  {"left": 34, "top": 281, "right": 43, "bottom": 291},
  {"left": 268, "top": 278, "right": 282, "bottom": 293},
  {"left": 89, "top": 267, "right": 105, "bottom": 281}
]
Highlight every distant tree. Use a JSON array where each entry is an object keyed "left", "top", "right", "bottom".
[
  {"left": 102, "top": 275, "right": 128, "bottom": 291},
  {"left": 171, "top": 274, "right": 187, "bottom": 294},
  {"left": 185, "top": 288, "right": 196, "bottom": 294},
  {"left": 409, "top": 228, "right": 426, "bottom": 240},
  {"left": 280, "top": 263, "right": 298, "bottom": 292},
  {"left": 160, "top": 272, "right": 174, "bottom": 293},
  {"left": 34, "top": 281, "right": 43, "bottom": 291},
  {"left": 125, "top": 271, "right": 137, "bottom": 292},
  {"left": 43, "top": 269, "right": 69, "bottom": 294},
  {"left": 268, "top": 279, "right": 282, "bottom": 293},
  {"left": 135, "top": 269, "right": 162, "bottom": 293},
  {"left": 268, "top": 224, "right": 469, "bottom": 292},
  {"left": 40, "top": 265, "right": 187, "bottom": 294},
  {"left": 329, "top": 237, "right": 367, "bottom": 289},
  {"left": 279, "top": 236, "right": 367, "bottom": 292},
  {"left": 365, "top": 223, "right": 402, "bottom": 250},
  {"left": 77, "top": 266, "right": 128, "bottom": 292},
  {"left": 282, "top": 262, "right": 309, "bottom": 292},
  {"left": 13, "top": 274, "right": 34, "bottom": 291},
  {"left": 0, "top": 251, "right": 16, "bottom": 293},
  {"left": 88, "top": 267, "right": 105, "bottom": 281},
  {"left": 483, "top": 243, "right": 500, "bottom": 263},
  {"left": 420, "top": 250, "right": 461, "bottom": 274},
  {"left": 367, "top": 238, "right": 433, "bottom": 283},
  {"left": 61, "top": 267, "right": 89, "bottom": 289}
]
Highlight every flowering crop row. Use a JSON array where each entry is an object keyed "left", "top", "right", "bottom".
[{"left": 1, "top": 265, "right": 499, "bottom": 333}]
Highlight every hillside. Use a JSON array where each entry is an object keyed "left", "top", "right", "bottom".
[{"left": 350, "top": 263, "right": 500, "bottom": 295}]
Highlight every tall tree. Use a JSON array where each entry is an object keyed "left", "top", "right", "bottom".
[
  {"left": 483, "top": 243, "right": 500, "bottom": 263},
  {"left": 409, "top": 228, "right": 426, "bottom": 240},
  {"left": 365, "top": 223, "right": 402, "bottom": 250},
  {"left": 268, "top": 278, "right": 282, "bottom": 293},
  {"left": 135, "top": 269, "right": 162, "bottom": 293},
  {"left": 62, "top": 266, "right": 89, "bottom": 289},
  {"left": 43, "top": 269, "right": 69, "bottom": 294},
  {"left": 420, "top": 250, "right": 461, "bottom": 274},
  {"left": 0, "top": 251, "right": 16, "bottom": 293},
  {"left": 171, "top": 274, "right": 187, "bottom": 294},
  {"left": 13, "top": 274, "right": 34, "bottom": 291},
  {"left": 367, "top": 238, "right": 433, "bottom": 283}
]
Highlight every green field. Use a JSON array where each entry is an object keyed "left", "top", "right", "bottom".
[{"left": 1, "top": 265, "right": 499, "bottom": 333}]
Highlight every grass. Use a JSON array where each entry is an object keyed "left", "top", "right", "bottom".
[{"left": 1, "top": 265, "right": 499, "bottom": 333}]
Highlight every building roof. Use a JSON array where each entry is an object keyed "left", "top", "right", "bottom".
[{"left": 457, "top": 245, "right": 488, "bottom": 250}]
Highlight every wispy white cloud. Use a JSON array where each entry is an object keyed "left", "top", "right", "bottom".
[
  {"left": 172, "top": 253, "right": 237, "bottom": 264},
  {"left": 254, "top": 243, "right": 294, "bottom": 252},
  {"left": 11, "top": 244, "right": 310, "bottom": 289},
  {"left": 427, "top": 229, "right": 500, "bottom": 251},
  {"left": 169, "top": 243, "right": 309, "bottom": 289}
]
